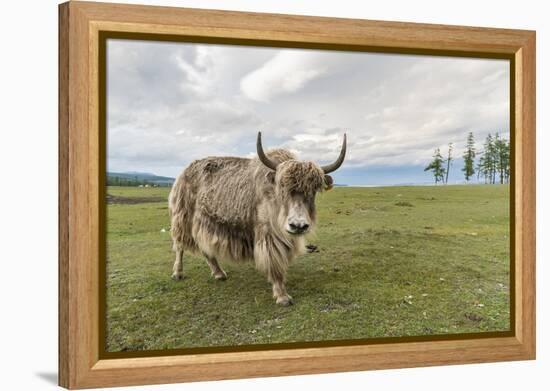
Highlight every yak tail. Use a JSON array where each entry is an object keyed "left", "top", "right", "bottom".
[{"left": 168, "top": 175, "right": 197, "bottom": 252}]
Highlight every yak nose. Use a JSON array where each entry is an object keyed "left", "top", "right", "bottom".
[{"left": 289, "top": 222, "right": 310, "bottom": 233}]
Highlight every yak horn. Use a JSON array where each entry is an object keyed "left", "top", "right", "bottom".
[
  {"left": 256, "top": 132, "right": 278, "bottom": 170},
  {"left": 321, "top": 134, "right": 347, "bottom": 174}
]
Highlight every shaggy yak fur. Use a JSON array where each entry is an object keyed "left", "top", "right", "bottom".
[{"left": 169, "top": 147, "right": 336, "bottom": 305}]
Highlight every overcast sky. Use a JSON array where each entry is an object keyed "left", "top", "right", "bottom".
[{"left": 107, "top": 39, "right": 509, "bottom": 185}]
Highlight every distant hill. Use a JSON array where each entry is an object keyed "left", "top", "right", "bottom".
[{"left": 107, "top": 171, "right": 175, "bottom": 187}]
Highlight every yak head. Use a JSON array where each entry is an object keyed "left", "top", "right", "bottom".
[{"left": 257, "top": 132, "right": 346, "bottom": 236}]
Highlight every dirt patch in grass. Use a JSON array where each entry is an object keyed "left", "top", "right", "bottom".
[
  {"left": 395, "top": 201, "right": 414, "bottom": 207},
  {"left": 107, "top": 194, "right": 166, "bottom": 205},
  {"left": 465, "top": 313, "right": 484, "bottom": 321}
]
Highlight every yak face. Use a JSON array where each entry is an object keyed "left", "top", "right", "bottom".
[
  {"left": 256, "top": 131, "right": 347, "bottom": 237},
  {"left": 275, "top": 160, "right": 325, "bottom": 235},
  {"left": 285, "top": 192, "right": 313, "bottom": 235}
]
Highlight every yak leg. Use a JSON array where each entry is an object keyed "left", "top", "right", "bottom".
[
  {"left": 205, "top": 256, "right": 227, "bottom": 280},
  {"left": 268, "top": 269, "right": 293, "bottom": 306},
  {"left": 171, "top": 248, "right": 184, "bottom": 280},
  {"left": 255, "top": 233, "right": 293, "bottom": 305}
]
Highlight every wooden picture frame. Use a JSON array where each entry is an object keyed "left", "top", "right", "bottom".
[{"left": 59, "top": 1, "right": 536, "bottom": 389}]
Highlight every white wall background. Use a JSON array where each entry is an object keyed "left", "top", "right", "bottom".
[{"left": 0, "top": 0, "right": 547, "bottom": 389}]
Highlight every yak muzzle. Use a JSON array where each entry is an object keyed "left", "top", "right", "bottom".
[{"left": 287, "top": 222, "right": 310, "bottom": 235}]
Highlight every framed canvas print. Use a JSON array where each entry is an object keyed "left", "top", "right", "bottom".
[{"left": 58, "top": 1, "right": 536, "bottom": 389}]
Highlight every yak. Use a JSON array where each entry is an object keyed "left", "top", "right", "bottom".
[{"left": 168, "top": 132, "right": 346, "bottom": 305}]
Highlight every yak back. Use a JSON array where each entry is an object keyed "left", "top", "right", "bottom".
[
  {"left": 195, "top": 157, "right": 255, "bottom": 228},
  {"left": 191, "top": 149, "right": 295, "bottom": 229}
]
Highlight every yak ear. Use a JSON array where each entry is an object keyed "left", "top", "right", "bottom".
[
  {"left": 266, "top": 171, "right": 276, "bottom": 184},
  {"left": 323, "top": 174, "right": 334, "bottom": 191}
]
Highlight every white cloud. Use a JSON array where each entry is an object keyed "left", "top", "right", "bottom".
[
  {"left": 240, "top": 50, "right": 327, "bottom": 102},
  {"left": 106, "top": 40, "right": 509, "bottom": 182}
]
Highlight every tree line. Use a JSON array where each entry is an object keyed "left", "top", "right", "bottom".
[
  {"left": 107, "top": 175, "right": 171, "bottom": 187},
  {"left": 424, "top": 132, "right": 510, "bottom": 185}
]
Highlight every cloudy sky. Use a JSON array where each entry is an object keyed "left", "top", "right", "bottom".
[{"left": 107, "top": 39, "right": 509, "bottom": 185}]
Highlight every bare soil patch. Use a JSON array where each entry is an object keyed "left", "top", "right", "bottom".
[{"left": 107, "top": 194, "right": 166, "bottom": 205}]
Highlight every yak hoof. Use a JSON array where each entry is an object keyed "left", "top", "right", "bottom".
[
  {"left": 213, "top": 271, "right": 227, "bottom": 281},
  {"left": 276, "top": 295, "right": 294, "bottom": 306},
  {"left": 171, "top": 272, "right": 185, "bottom": 281}
]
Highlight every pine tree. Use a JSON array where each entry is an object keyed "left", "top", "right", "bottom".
[
  {"left": 424, "top": 148, "right": 446, "bottom": 184},
  {"left": 504, "top": 139, "right": 511, "bottom": 183},
  {"left": 445, "top": 142, "right": 453, "bottom": 184},
  {"left": 480, "top": 133, "right": 496, "bottom": 184},
  {"left": 462, "top": 132, "right": 476, "bottom": 182},
  {"left": 477, "top": 133, "right": 511, "bottom": 184},
  {"left": 476, "top": 154, "right": 485, "bottom": 182},
  {"left": 494, "top": 133, "right": 510, "bottom": 184}
]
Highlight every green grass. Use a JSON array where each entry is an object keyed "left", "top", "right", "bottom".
[{"left": 105, "top": 184, "right": 510, "bottom": 352}]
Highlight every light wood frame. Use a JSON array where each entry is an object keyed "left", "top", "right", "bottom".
[{"left": 59, "top": 1, "right": 536, "bottom": 389}]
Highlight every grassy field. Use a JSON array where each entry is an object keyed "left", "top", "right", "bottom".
[{"left": 105, "top": 184, "right": 510, "bottom": 352}]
